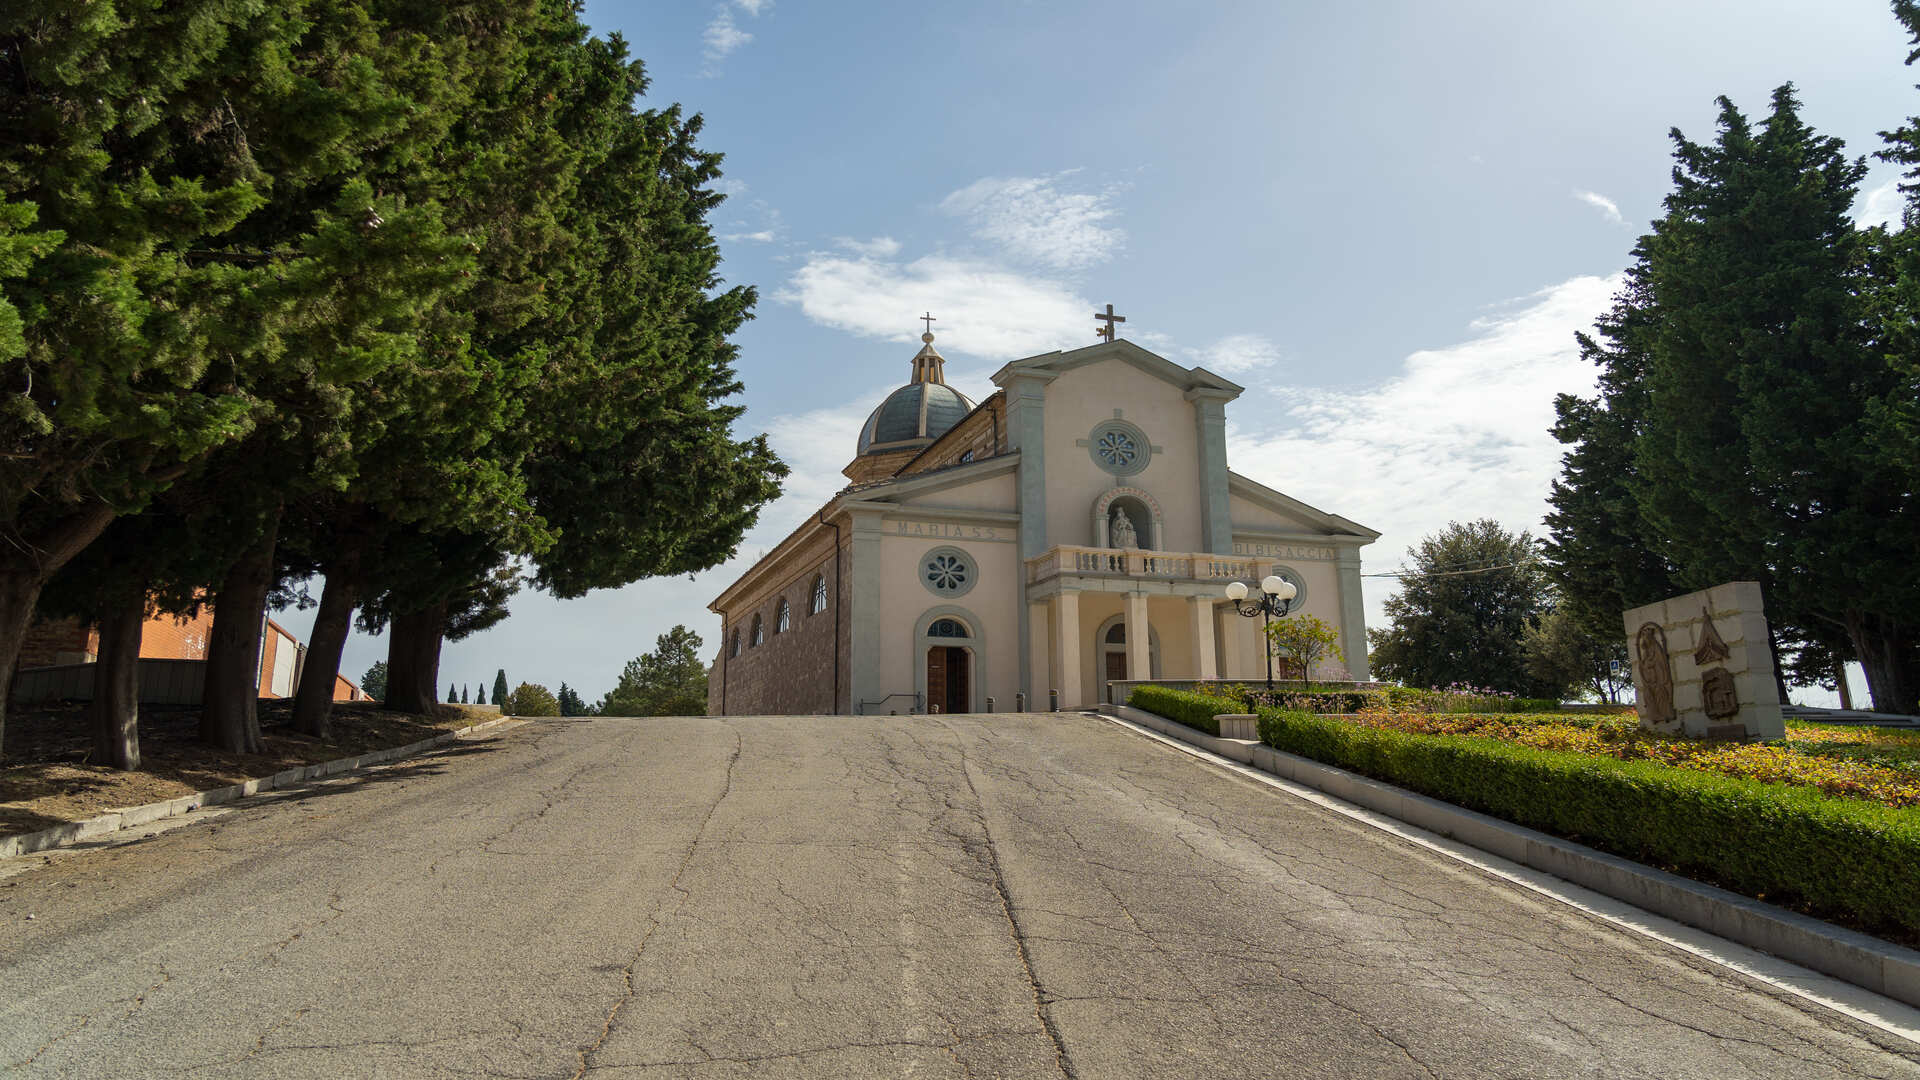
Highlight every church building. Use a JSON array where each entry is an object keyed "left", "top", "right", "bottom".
[{"left": 706, "top": 319, "right": 1379, "bottom": 715}]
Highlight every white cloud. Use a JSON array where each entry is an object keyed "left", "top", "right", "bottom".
[
  {"left": 713, "top": 178, "right": 749, "bottom": 197},
  {"left": 724, "top": 230, "right": 777, "bottom": 243},
  {"left": 834, "top": 236, "right": 902, "bottom": 258},
  {"left": 1857, "top": 178, "right": 1905, "bottom": 229},
  {"left": 940, "top": 172, "right": 1126, "bottom": 271},
  {"left": 703, "top": 8, "right": 752, "bottom": 67},
  {"left": 780, "top": 251, "right": 1095, "bottom": 359},
  {"left": 1573, "top": 189, "right": 1627, "bottom": 227},
  {"left": 1225, "top": 274, "right": 1620, "bottom": 624},
  {"left": 1190, "top": 333, "right": 1281, "bottom": 376},
  {"left": 734, "top": 0, "right": 772, "bottom": 13}
]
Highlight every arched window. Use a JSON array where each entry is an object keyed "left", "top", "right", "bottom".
[
  {"left": 775, "top": 598, "right": 791, "bottom": 634},
  {"left": 928, "top": 618, "right": 970, "bottom": 638},
  {"left": 730, "top": 630, "right": 741, "bottom": 657},
  {"left": 810, "top": 575, "right": 828, "bottom": 615},
  {"left": 750, "top": 614, "right": 764, "bottom": 647},
  {"left": 1105, "top": 623, "right": 1126, "bottom": 644}
]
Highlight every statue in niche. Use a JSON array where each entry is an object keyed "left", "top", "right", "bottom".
[
  {"left": 1109, "top": 506, "right": 1139, "bottom": 549},
  {"left": 1702, "top": 667, "right": 1740, "bottom": 720},
  {"left": 1635, "top": 622, "right": 1675, "bottom": 726}
]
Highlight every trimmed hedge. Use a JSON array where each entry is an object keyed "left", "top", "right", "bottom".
[
  {"left": 1257, "top": 708, "right": 1920, "bottom": 938},
  {"left": 1127, "top": 685, "right": 1229, "bottom": 736},
  {"left": 1250, "top": 689, "right": 1385, "bottom": 714}
]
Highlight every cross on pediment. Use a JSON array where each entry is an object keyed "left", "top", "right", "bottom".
[{"left": 1094, "top": 304, "right": 1125, "bottom": 342}]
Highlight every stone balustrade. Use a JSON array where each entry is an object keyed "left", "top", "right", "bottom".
[{"left": 1025, "top": 545, "right": 1268, "bottom": 586}]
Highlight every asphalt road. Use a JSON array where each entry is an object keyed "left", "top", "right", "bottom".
[{"left": 4, "top": 712, "right": 1919, "bottom": 1079}]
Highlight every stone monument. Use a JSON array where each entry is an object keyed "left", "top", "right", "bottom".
[
  {"left": 1622, "top": 581, "right": 1784, "bottom": 741},
  {"left": 1109, "top": 506, "right": 1139, "bottom": 549}
]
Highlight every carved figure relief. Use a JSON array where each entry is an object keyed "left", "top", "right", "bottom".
[
  {"left": 1109, "top": 506, "right": 1139, "bottom": 549},
  {"left": 1635, "top": 622, "right": 1675, "bottom": 725},
  {"left": 1693, "top": 608, "right": 1731, "bottom": 666},
  {"left": 1702, "top": 667, "right": 1740, "bottom": 719}
]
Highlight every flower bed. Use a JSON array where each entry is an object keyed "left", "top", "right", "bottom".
[
  {"left": 1330, "top": 709, "right": 1920, "bottom": 809},
  {"left": 1252, "top": 708, "right": 1920, "bottom": 941}
]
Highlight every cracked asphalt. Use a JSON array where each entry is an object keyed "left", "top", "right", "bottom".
[{"left": 4, "top": 712, "right": 1919, "bottom": 1078}]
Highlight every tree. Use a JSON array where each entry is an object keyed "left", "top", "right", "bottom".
[
  {"left": 361, "top": 662, "right": 388, "bottom": 704},
  {"left": 460, "top": 685, "right": 469, "bottom": 705},
  {"left": 1265, "top": 614, "right": 1345, "bottom": 682},
  {"left": 1522, "top": 608, "right": 1631, "bottom": 703},
  {"left": 598, "top": 626, "right": 709, "bottom": 716},
  {"left": 504, "top": 682, "right": 559, "bottom": 717},
  {"left": 492, "top": 669, "right": 510, "bottom": 711},
  {"left": 474, "top": 682, "right": 485, "bottom": 706},
  {"left": 447, "top": 683, "right": 458, "bottom": 704},
  {"left": 1368, "top": 520, "right": 1559, "bottom": 696},
  {"left": 1550, "top": 74, "right": 1919, "bottom": 713},
  {"left": 556, "top": 683, "right": 586, "bottom": 716}
]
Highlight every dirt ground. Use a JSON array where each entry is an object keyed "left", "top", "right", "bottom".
[{"left": 1, "top": 699, "right": 496, "bottom": 838}]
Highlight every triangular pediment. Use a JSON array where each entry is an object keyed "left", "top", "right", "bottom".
[
  {"left": 1228, "top": 472, "right": 1379, "bottom": 541},
  {"left": 991, "top": 338, "right": 1243, "bottom": 398}
]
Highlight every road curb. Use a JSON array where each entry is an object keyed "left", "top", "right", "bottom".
[
  {"left": 1101, "top": 704, "right": 1920, "bottom": 1013},
  {"left": 0, "top": 715, "right": 527, "bottom": 860}
]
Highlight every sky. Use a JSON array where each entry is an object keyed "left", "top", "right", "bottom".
[{"left": 276, "top": 0, "right": 1916, "bottom": 708}]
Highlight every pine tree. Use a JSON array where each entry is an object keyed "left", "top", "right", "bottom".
[
  {"left": 598, "top": 626, "right": 709, "bottom": 716},
  {"left": 475, "top": 683, "right": 485, "bottom": 706},
  {"left": 492, "top": 669, "right": 510, "bottom": 711},
  {"left": 461, "top": 685, "right": 469, "bottom": 704},
  {"left": 447, "top": 683, "right": 458, "bottom": 704},
  {"left": 361, "top": 662, "right": 388, "bottom": 704}
]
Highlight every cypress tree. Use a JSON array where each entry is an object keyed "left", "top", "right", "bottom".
[{"left": 493, "top": 669, "right": 510, "bottom": 710}]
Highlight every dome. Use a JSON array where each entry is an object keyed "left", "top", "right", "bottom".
[{"left": 854, "top": 330, "right": 976, "bottom": 457}]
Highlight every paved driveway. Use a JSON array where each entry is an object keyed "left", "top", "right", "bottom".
[{"left": 3, "top": 713, "right": 1918, "bottom": 1078}]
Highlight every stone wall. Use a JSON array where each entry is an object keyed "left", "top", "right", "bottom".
[{"left": 713, "top": 528, "right": 848, "bottom": 715}]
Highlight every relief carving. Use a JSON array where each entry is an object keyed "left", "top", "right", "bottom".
[
  {"left": 1693, "top": 608, "right": 1731, "bottom": 666},
  {"left": 1702, "top": 666, "right": 1740, "bottom": 720},
  {"left": 1635, "top": 622, "right": 1675, "bottom": 725}
]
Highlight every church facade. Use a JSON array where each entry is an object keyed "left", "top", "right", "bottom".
[{"left": 707, "top": 329, "right": 1378, "bottom": 715}]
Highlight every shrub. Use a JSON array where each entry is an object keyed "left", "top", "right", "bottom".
[
  {"left": 1256, "top": 709, "right": 1920, "bottom": 938},
  {"left": 504, "top": 682, "right": 560, "bottom": 717},
  {"left": 1127, "top": 685, "right": 1233, "bottom": 736},
  {"left": 1250, "top": 689, "right": 1385, "bottom": 714}
]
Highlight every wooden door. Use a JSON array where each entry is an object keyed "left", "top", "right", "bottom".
[
  {"left": 947, "top": 647, "right": 969, "bottom": 713},
  {"left": 1105, "top": 651, "right": 1128, "bottom": 700},
  {"left": 927, "top": 647, "right": 947, "bottom": 713}
]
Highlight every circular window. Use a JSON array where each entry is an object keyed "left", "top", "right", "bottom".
[
  {"left": 1088, "top": 419, "right": 1151, "bottom": 477},
  {"left": 921, "top": 546, "right": 978, "bottom": 597}
]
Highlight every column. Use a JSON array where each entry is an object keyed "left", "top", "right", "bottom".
[
  {"left": 1027, "top": 599, "right": 1051, "bottom": 708},
  {"left": 1336, "top": 546, "right": 1370, "bottom": 681},
  {"left": 1125, "top": 591, "right": 1149, "bottom": 681},
  {"left": 848, "top": 509, "right": 885, "bottom": 712},
  {"left": 1055, "top": 590, "right": 1083, "bottom": 708},
  {"left": 1190, "top": 595, "right": 1218, "bottom": 680},
  {"left": 1187, "top": 388, "right": 1236, "bottom": 555}
]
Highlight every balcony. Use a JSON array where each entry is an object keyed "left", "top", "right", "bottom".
[{"left": 1025, "top": 545, "right": 1270, "bottom": 586}]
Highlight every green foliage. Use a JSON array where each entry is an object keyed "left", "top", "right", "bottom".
[
  {"left": 460, "top": 685, "right": 469, "bottom": 705},
  {"left": 447, "top": 683, "right": 458, "bottom": 704},
  {"left": 474, "top": 682, "right": 485, "bottom": 706},
  {"left": 1255, "top": 709, "right": 1920, "bottom": 938},
  {"left": 598, "top": 625, "right": 709, "bottom": 717},
  {"left": 1522, "top": 608, "right": 1629, "bottom": 703},
  {"left": 504, "top": 682, "right": 559, "bottom": 718},
  {"left": 1255, "top": 689, "right": 1385, "bottom": 714},
  {"left": 556, "top": 683, "right": 587, "bottom": 716},
  {"left": 1551, "top": 68, "right": 1920, "bottom": 713},
  {"left": 360, "top": 662, "right": 388, "bottom": 703},
  {"left": 1367, "top": 520, "right": 1558, "bottom": 696},
  {"left": 492, "top": 669, "right": 510, "bottom": 710},
  {"left": 1264, "top": 614, "right": 1344, "bottom": 681},
  {"left": 1127, "top": 685, "right": 1232, "bottom": 736}
]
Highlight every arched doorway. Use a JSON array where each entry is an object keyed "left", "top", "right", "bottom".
[
  {"left": 1095, "top": 615, "right": 1160, "bottom": 701},
  {"left": 925, "top": 617, "right": 972, "bottom": 714}
]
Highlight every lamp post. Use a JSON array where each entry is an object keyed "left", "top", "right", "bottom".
[{"left": 1225, "top": 575, "right": 1299, "bottom": 694}]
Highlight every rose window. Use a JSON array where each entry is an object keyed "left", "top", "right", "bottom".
[
  {"left": 926, "top": 555, "right": 968, "bottom": 591},
  {"left": 1096, "top": 431, "right": 1137, "bottom": 469}
]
